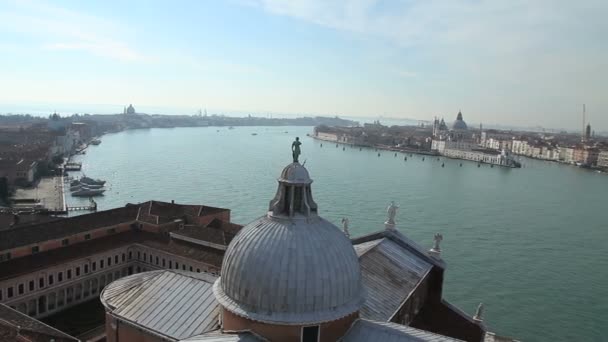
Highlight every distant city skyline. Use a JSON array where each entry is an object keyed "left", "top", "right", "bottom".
[{"left": 0, "top": 0, "right": 606, "bottom": 131}]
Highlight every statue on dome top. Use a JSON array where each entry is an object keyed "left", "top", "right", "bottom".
[{"left": 292, "top": 137, "right": 301, "bottom": 163}]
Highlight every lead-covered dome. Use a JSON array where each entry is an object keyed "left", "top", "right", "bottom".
[
  {"left": 452, "top": 111, "right": 468, "bottom": 130},
  {"left": 213, "top": 162, "right": 364, "bottom": 325}
]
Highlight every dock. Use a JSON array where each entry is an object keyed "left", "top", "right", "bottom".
[
  {"left": 64, "top": 162, "right": 82, "bottom": 171},
  {"left": 67, "top": 199, "right": 97, "bottom": 212},
  {"left": 12, "top": 176, "right": 66, "bottom": 214}
]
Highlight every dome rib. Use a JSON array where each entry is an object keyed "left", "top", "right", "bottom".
[{"left": 213, "top": 215, "right": 365, "bottom": 325}]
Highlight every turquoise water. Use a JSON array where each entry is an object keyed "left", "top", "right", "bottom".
[{"left": 68, "top": 126, "right": 608, "bottom": 341}]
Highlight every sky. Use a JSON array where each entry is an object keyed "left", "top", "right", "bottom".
[{"left": 0, "top": 0, "right": 606, "bottom": 131}]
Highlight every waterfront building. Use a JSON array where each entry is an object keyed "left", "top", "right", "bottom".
[
  {"left": 0, "top": 200, "right": 239, "bottom": 340},
  {"left": 559, "top": 147, "right": 575, "bottom": 164},
  {"left": 100, "top": 158, "right": 517, "bottom": 342},
  {"left": 573, "top": 146, "right": 600, "bottom": 166},
  {"left": 597, "top": 150, "right": 608, "bottom": 168}
]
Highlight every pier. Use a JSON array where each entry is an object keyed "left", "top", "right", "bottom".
[{"left": 64, "top": 162, "right": 82, "bottom": 171}]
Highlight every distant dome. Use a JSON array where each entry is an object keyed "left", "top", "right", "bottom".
[
  {"left": 452, "top": 111, "right": 468, "bottom": 130},
  {"left": 213, "top": 162, "right": 365, "bottom": 325}
]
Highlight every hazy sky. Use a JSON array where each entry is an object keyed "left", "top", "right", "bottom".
[{"left": 0, "top": 0, "right": 606, "bottom": 130}]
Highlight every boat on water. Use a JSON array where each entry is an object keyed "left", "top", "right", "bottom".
[
  {"left": 251, "top": 133, "right": 258, "bottom": 136},
  {"left": 72, "top": 188, "right": 105, "bottom": 197},
  {"left": 228, "top": 126, "right": 234, "bottom": 130},
  {"left": 70, "top": 183, "right": 104, "bottom": 191},
  {"left": 90, "top": 139, "right": 101, "bottom": 145},
  {"left": 80, "top": 176, "right": 106, "bottom": 186}
]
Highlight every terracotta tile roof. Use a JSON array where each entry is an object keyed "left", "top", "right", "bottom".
[
  {"left": 137, "top": 201, "right": 230, "bottom": 225},
  {"left": 0, "top": 304, "right": 79, "bottom": 341},
  {"left": 139, "top": 238, "right": 226, "bottom": 268},
  {"left": 0, "top": 205, "right": 140, "bottom": 250},
  {"left": 174, "top": 220, "right": 242, "bottom": 246}
]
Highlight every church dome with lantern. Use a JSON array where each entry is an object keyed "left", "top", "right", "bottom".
[
  {"left": 452, "top": 110, "right": 468, "bottom": 130},
  {"left": 213, "top": 151, "right": 365, "bottom": 325}
]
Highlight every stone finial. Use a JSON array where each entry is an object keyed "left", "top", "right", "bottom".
[
  {"left": 385, "top": 201, "right": 399, "bottom": 230},
  {"left": 429, "top": 233, "right": 443, "bottom": 258},
  {"left": 341, "top": 218, "right": 350, "bottom": 238},
  {"left": 473, "top": 302, "right": 484, "bottom": 323}
]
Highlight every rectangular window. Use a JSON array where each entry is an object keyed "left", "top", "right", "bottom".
[
  {"left": 31, "top": 245, "right": 40, "bottom": 254},
  {"left": 108, "top": 257, "right": 112, "bottom": 266},
  {"left": 189, "top": 266, "right": 193, "bottom": 272},
  {"left": 29, "top": 281, "right": 34, "bottom": 291},
  {"left": 162, "top": 259, "right": 166, "bottom": 267},
  {"left": 114, "top": 255, "right": 118, "bottom": 264},
  {"left": 0, "top": 289, "right": 2, "bottom": 300},
  {"left": 100, "top": 259, "right": 104, "bottom": 268},
  {"left": 84, "top": 264, "right": 89, "bottom": 274},
  {"left": 137, "top": 251, "right": 141, "bottom": 259},
  {"left": 48, "top": 274, "right": 54, "bottom": 285},
  {"left": 67, "top": 269, "right": 72, "bottom": 279},
  {"left": 92, "top": 262, "right": 96, "bottom": 271},
  {"left": 84, "top": 233, "right": 91, "bottom": 240},
  {"left": 302, "top": 326, "right": 319, "bottom": 342},
  {"left": 182, "top": 265, "right": 186, "bottom": 271},
  {"left": 196, "top": 268, "right": 200, "bottom": 273},
  {"left": 143, "top": 253, "right": 146, "bottom": 262},
  {"left": 155, "top": 257, "right": 159, "bottom": 265},
  {"left": 0, "top": 252, "right": 10, "bottom": 262},
  {"left": 149, "top": 255, "right": 152, "bottom": 263},
  {"left": 169, "top": 261, "right": 172, "bottom": 268},
  {"left": 61, "top": 238, "right": 69, "bottom": 246},
  {"left": 18, "top": 284, "right": 24, "bottom": 295},
  {"left": 175, "top": 262, "right": 179, "bottom": 269},
  {"left": 7, "top": 287, "right": 13, "bottom": 298},
  {"left": 76, "top": 267, "right": 80, "bottom": 276},
  {"left": 58, "top": 272, "right": 63, "bottom": 282},
  {"left": 129, "top": 252, "right": 132, "bottom": 260},
  {"left": 122, "top": 253, "right": 126, "bottom": 262},
  {"left": 39, "top": 277, "right": 44, "bottom": 288}
]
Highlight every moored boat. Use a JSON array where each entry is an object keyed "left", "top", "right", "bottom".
[
  {"left": 72, "top": 188, "right": 105, "bottom": 197},
  {"left": 80, "top": 176, "right": 106, "bottom": 186}
]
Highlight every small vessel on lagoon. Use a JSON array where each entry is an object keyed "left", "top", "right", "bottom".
[
  {"left": 72, "top": 188, "right": 105, "bottom": 197},
  {"left": 90, "top": 139, "right": 101, "bottom": 145},
  {"left": 70, "top": 183, "right": 104, "bottom": 192},
  {"left": 80, "top": 176, "right": 106, "bottom": 186}
]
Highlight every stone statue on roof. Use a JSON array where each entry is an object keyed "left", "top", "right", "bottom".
[
  {"left": 473, "top": 303, "right": 484, "bottom": 322},
  {"left": 387, "top": 201, "right": 398, "bottom": 224},
  {"left": 292, "top": 137, "right": 301, "bottom": 163},
  {"left": 432, "top": 233, "right": 443, "bottom": 252},
  {"left": 341, "top": 218, "right": 350, "bottom": 238}
]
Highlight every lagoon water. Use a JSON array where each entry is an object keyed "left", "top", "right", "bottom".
[{"left": 68, "top": 126, "right": 608, "bottom": 341}]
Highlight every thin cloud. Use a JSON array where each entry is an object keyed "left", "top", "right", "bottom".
[{"left": 0, "top": 0, "right": 143, "bottom": 62}]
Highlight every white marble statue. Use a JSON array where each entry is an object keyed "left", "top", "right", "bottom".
[
  {"left": 341, "top": 218, "right": 350, "bottom": 237},
  {"left": 473, "top": 302, "right": 484, "bottom": 321},
  {"left": 386, "top": 201, "right": 399, "bottom": 225},
  {"left": 432, "top": 233, "right": 443, "bottom": 252}
]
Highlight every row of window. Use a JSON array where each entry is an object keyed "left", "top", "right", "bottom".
[
  {"left": 10, "top": 227, "right": 120, "bottom": 259},
  {"left": 135, "top": 250, "right": 206, "bottom": 274},
  {"left": 8, "top": 267, "right": 133, "bottom": 317},
  {"left": 0, "top": 250, "right": 129, "bottom": 302}
]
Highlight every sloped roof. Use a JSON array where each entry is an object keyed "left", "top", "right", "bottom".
[
  {"left": 0, "top": 304, "right": 79, "bottom": 342},
  {"left": 180, "top": 330, "right": 264, "bottom": 342},
  {"left": 355, "top": 237, "right": 433, "bottom": 321},
  {"left": 342, "top": 319, "right": 462, "bottom": 342},
  {"left": 0, "top": 205, "right": 139, "bottom": 250},
  {"left": 101, "top": 270, "right": 220, "bottom": 340}
]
